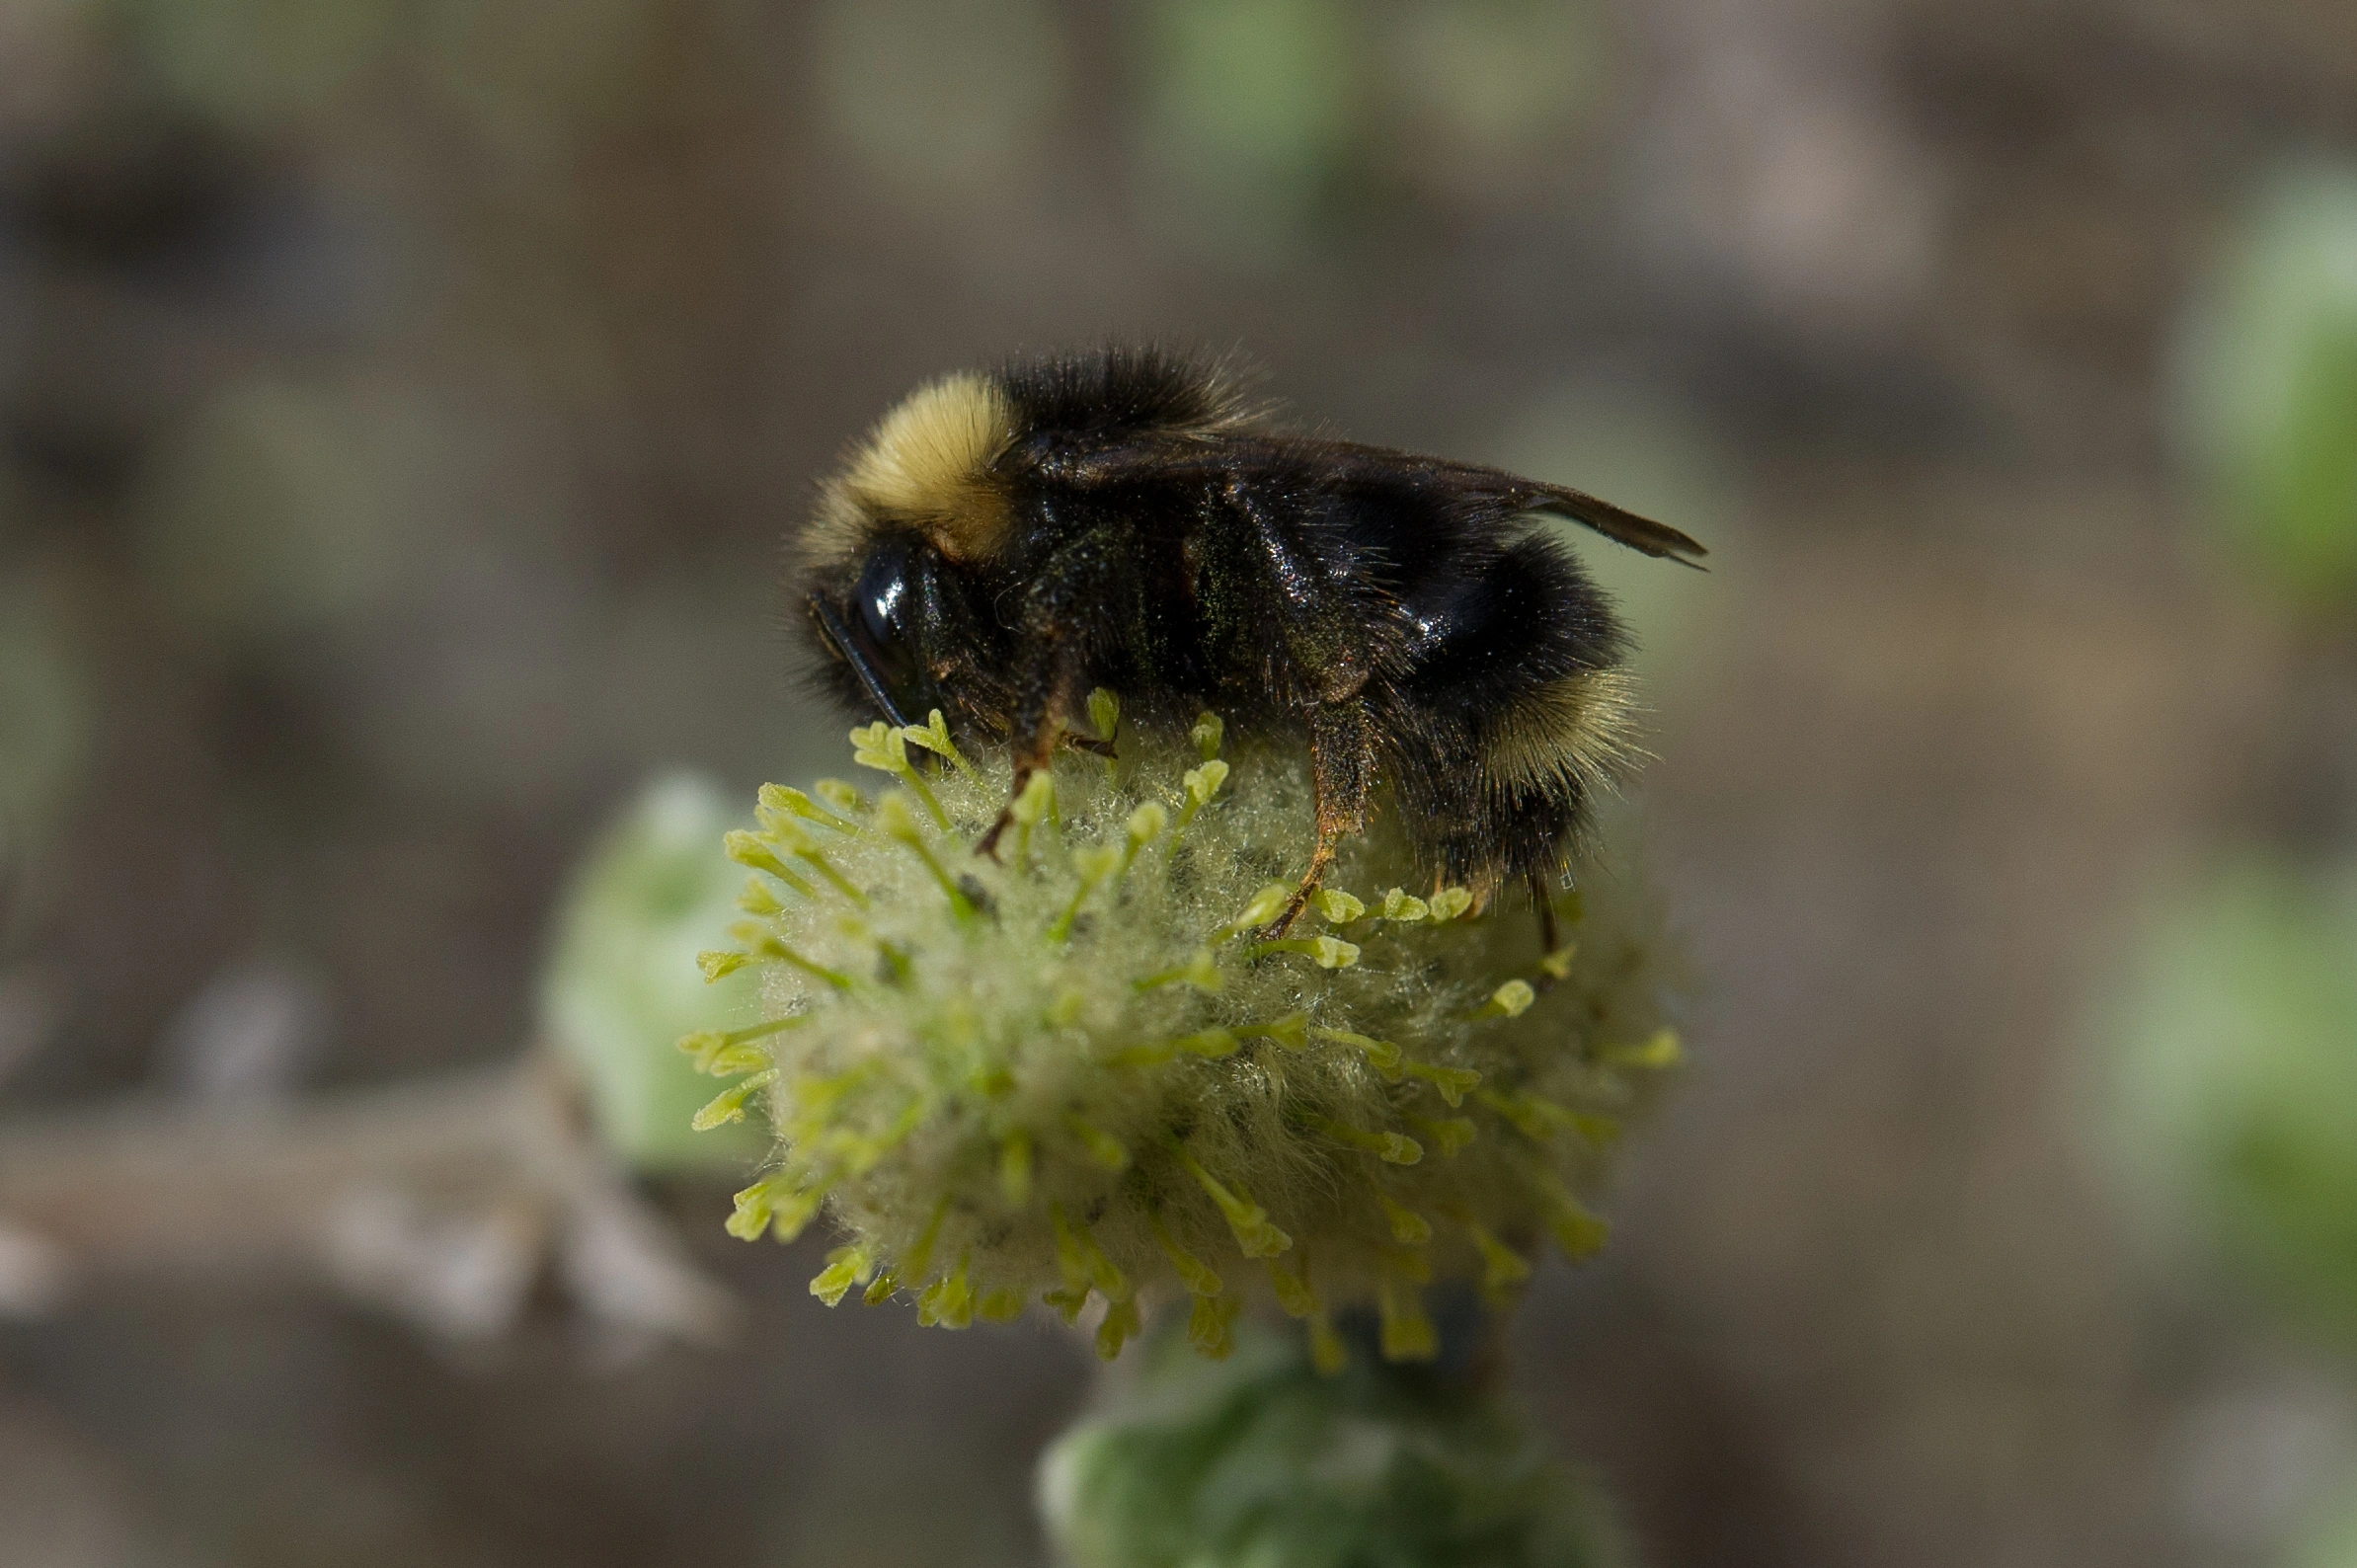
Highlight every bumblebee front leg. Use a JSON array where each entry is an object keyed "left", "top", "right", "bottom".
[
  {"left": 974, "top": 529, "right": 1126, "bottom": 859},
  {"left": 1267, "top": 701, "right": 1374, "bottom": 935}
]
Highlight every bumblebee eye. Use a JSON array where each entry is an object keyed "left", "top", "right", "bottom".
[
  {"left": 812, "top": 539, "right": 929, "bottom": 727},
  {"left": 851, "top": 547, "right": 920, "bottom": 692}
]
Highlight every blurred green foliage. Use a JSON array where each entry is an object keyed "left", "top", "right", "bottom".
[
  {"left": 1041, "top": 1319, "right": 1623, "bottom": 1568},
  {"left": 1134, "top": 0, "right": 1604, "bottom": 254},
  {"left": 2178, "top": 165, "right": 2357, "bottom": 610},
  {"left": 540, "top": 773, "right": 766, "bottom": 1173},
  {"left": 2292, "top": 1480, "right": 2357, "bottom": 1568},
  {"left": 1137, "top": 0, "right": 1358, "bottom": 245},
  {"left": 2100, "top": 860, "right": 2357, "bottom": 1344}
]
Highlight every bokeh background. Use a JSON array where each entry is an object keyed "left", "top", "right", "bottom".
[{"left": 3, "top": 1, "right": 2356, "bottom": 1565}]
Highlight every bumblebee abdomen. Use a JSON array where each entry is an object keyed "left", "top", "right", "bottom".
[{"left": 1375, "top": 528, "right": 1639, "bottom": 887}]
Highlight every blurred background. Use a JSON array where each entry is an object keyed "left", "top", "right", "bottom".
[{"left": 2, "top": 0, "right": 2356, "bottom": 1564}]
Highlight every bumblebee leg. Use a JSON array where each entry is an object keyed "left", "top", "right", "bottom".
[
  {"left": 1268, "top": 701, "right": 1373, "bottom": 935},
  {"left": 1529, "top": 869, "right": 1561, "bottom": 984},
  {"left": 977, "top": 530, "right": 1131, "bottom": 858},
  {"left": 975, "top": 711, "right": 1065, "bottom": 860}
]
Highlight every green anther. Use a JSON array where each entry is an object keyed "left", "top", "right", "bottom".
[
  {"left": 1426, "top": 887, "right": 1475, "bottom": 922},
  {"left": 1409, "top": 1115, "right": 1478, "bottom": 1157},
  {"left": 1312, "top": 1027, "right": 1404, "bottom": 1077},
  {"left": 862, "top": 1270, "right": 898, "bottom": 1305},
  {"left": 1171, "top": 1143, "right": 1291, "bottom": 1258},
  {"left": 1046, "top": 988, "right": 1087, "bottom": 1028},
  {"left": 770, "top": 1187, "right": 826, "bottom": 1243},
  {"left": 876, "top": 794, "right": 976, "bottom": 923},
  {"left": 1095, "top": 1296, "right": 1141, "bottom": 1360},
  {"left": 1133, "top": 947, "right": 1221, "bottom": 993},
  {"left": 1311, "top": 888, "right": 1366, "bottom": 923},
  {"left": 813, "top": 778, "right": 867, "bottom": 819},
  {"left": 916, "top": 1257, "right": 974, "bottom": 1329},
  {"left": 1220, "top": 882, "right": 1291, "bottom": 937},
  {"left": 1043, "top": 1284, "right": 1089, "bottom": 1324},
  {"left": 1172, "top": 759, "right": 1229, "bottom": 836},
  {"left": 1377, "top": 1279, "right": 1438, "bottom": 1362},
  {"left": 723, "top": 830, "right": 816, "bottom": 897},
  {"left": 675, "top": 1014, "right": 807, "bottom": 1075},
  {"left": 899, "top": 709, "right": 980, "bottom": 782},
  {"left": 726, "top": 925, "right": 856, "bottom": 990},
  {"left": 1599, "top": 1028, "right": 1683, "bottom": 1069},
  {"left": 1236, "top": 1012, "right": 1308, "bottom": 1050},
  {"left": 1187, "top": 1292, "right": 1239, "bottom": 1358},
  {"left": 1116, "top": 802, "right": 1167, "bottom": 879},
  {"left": 810, "top": 1245, "right": 874, "bottom": 1306},
  {"left": 849, "top": 723, "right": 947, "bottom": 827},
  {"left": 727, "top": 1174, "right": 821, "bottom": 1242},
  {"left": 1307, "top": 1114, "right": 1423, "bottom": 1165},
  {"left": 1086, "top": 688, "right": 1121, "bottom": 782},
  {"left": 737, "top": 877, "right": 786, "bottom": 917},
  {"left": 1538, "top": 943, "right": 1579, "bottom": 980},
  {"left": 1009, "top": 769, "right": 1054, "bottom": 822},
  {"left": 1466, "top": 1220, "right": 1533, "bottom": 1302},
  {"left": 1378, "top": 1195, "right": 1432, "bottom": 1245},
  {"left": 1107, "top": 1028, "right": 1236, "bottom": 1068},
  {"left": 1376, "top": 888, "right": 1430, "bottom": 921},
  {"left": 1532, "top": 1173, "right": 1611, "bottom": 1259},
  {"left": 762, "top": 819, "right": 869, "bottom": 907},
  {"left": 1308, "top": 1310, "right": 1348, "bottom": 1375},
  {"left": 724, "top": 1173, "right": 792, "bottom": 1240},
  {"left": 1147, "top": 1211, "right": 1224, "bottom": 1296},
  {"left": 693, "top": 1069, "right": 778, "bottom": 1131},
  {"left": 1050, "top": 1203, "right": 1128, "bottom": 1298},
  {"left": 1251, "top": 935, "right": 1360, "bottom": 969},
  {"left": 1190, "top": 709, "right": 1223, "bottom": 760},
  {"left": 1403, "top": 1059, "right": 1483, "bottom": 1107},
  {"left": 998, "top": 1131, "right": 1033, "bottom": 1206},
  {"left": 1062, "top": 1114, "right": 1130, "bottom": 1171},
  {"left": 759, "top": 781, "right": 862, "bottom": 836},
  {"left": 1049, "top": 845, "right": 1122, "bottom": 943},
  {"left": 978, "top": 1289, "right": 1026, "bottom": 1322},
  {"left": 901, "top": 1197, "right": 951, "bottom": 1285},
  {"left": 1472, "top": 979, "right": 1535, "bottom": 1020},
  {"left": 1477, "top": 1087, "right": 1583, "bottom": 1139},
  {"left": 1266, "top": 1254, "right": 1317, "bottom": 1318}
]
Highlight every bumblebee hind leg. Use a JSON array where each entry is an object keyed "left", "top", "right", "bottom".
[{"left": 1267, "top": 702, "right": 1373, "bottom": 936}]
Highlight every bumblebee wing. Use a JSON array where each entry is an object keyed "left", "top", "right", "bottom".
[
  {"left": 1045, "top": 432, "right": 1706, "bottom": 567},
  {"left": 1218, "top": 438, "right": 1708, "bottom": 570},
  {"left": 1517, "top": 483, "right": 1707, "bottom": 568}
]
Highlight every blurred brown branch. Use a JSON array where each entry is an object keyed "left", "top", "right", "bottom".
[{"left": 0, "top": 1053, "right": 738, "bottom": 1352}]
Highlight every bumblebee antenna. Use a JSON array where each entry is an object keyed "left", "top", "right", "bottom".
[{"left": 807, "top": 593, "right": 916, "bottom": 729}]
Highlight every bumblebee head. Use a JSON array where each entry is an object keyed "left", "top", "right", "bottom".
[{"left": 802, "top": 371, "right": 1029, "bottom": 726}]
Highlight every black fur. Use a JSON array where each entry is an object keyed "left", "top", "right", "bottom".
[{"left": 803, "top": 348, "right": 1704, "bottom": 906}]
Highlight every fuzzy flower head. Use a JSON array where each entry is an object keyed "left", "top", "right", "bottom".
[{"left": 685, "top": 698, "right": 1681, "bottom": 1367}]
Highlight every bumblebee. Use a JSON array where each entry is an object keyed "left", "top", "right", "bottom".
[{"left": 801, "top": 347, "right": 1704, "bottom": 941}]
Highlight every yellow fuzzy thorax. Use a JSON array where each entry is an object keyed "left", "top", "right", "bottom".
[
  {"left": 683, "top": 699, "right": 1681, "bottom": 1369},
  {"left": 806, "top": 372, "right": 1017, "bottom": 570}
]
